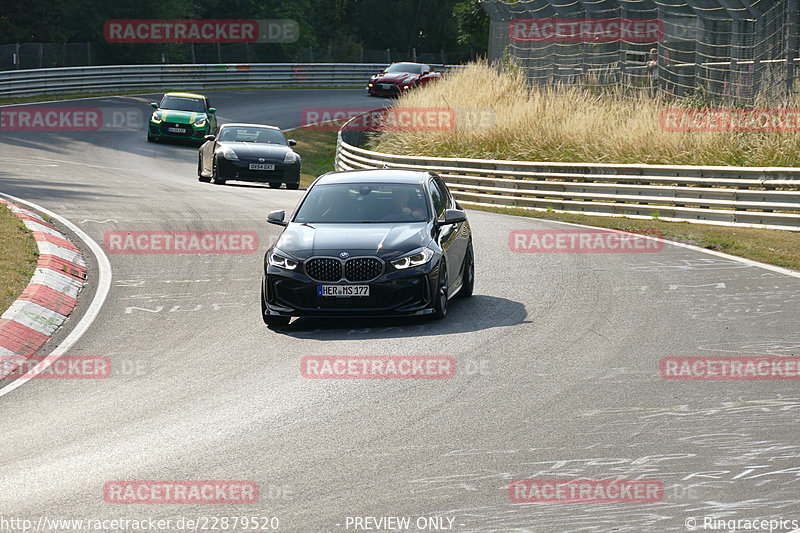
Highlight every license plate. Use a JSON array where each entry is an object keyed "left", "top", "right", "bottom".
[
  {"left": 381, "top": 84, "right": 393, "bottom": 90},
  {"left": 167, "top": 127, "right": 186, "bottom": 133},
  {"left": 318, "top": 285, "right": 369, "bottom": 297},
  {"left": 249, "top": 163, "right": 275, "bottom": 170}
]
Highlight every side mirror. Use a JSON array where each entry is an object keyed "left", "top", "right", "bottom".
[
  {"left": 442, "top": 209, "right": 467, "bottom": 225},
  {"left": 288, "top": 139, "right": 296, "bottom": 146},
  {"left": 150, "top": 102, "right": 159, "bottom": 109},
  {"left": 208, "top": 108, "right": 216, "bottom": 114},
  {"left": 204, "top": 134, "right": 216, "bottom": 141},
  {"left": 267, "top": 210, "right": 287, "bottom": 226}
]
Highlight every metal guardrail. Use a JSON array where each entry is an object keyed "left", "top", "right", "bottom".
[
  {"left": 0, "top": 63, "right": 461, "bottom": 97},
  {"left": 335, "top": 114, "right": 800, "bottom": 230}
]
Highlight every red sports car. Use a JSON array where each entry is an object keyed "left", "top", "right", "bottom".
[{"left": 367, "top": 62, "right": 442, "bottom": 97}]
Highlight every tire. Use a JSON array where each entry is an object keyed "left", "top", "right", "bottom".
[
  {"left": 261, "top": 281, "right": 290, "bottom": 327},
  {"left": 268, "top": 182, "right": 282, "bottom": 189},
  {"left": 287, "top": 182, "right": 300, "bottom": 190},
  {"left": 211, "top": 158, "right": 226, "bottom": 185},
  {"left": 459, "top": 241, "right": 474, "bottom": 298},
  {"left": 432, "top": 261, "right": 448, "bottom": 320},
  {"left": 147, "top": 133, "right": 157, "bottom": 143},
  {"left": 197, "top": 158, "right": 211, "bottom": 182}
]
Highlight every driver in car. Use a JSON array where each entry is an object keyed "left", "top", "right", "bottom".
[{"left": 390, "top": 188, "right": 426, "bottom": 220}]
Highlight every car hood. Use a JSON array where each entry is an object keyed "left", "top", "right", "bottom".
[
  {"left": 374, "top": 72, "right": 419, "bottom": 83},
  {"left": 153, "top": 110, "right": 207, "bottom": 124},
  {"left": 217, "top": 142, "right": 291, "bottom": 160},
  {"left": 276, "top": 222, "right": 430, "bottom": 259}
]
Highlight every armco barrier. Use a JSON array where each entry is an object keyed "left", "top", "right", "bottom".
[
  {"left": 0, "top": 63, "right": 460, "bottom": 98},
  {"left": 335, "top": 114, "right": 800, "bottom": 230}
]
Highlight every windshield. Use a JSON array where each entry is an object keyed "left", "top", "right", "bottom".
[
  {"left": 384, "top": 63, "right": 423, "bottom": 74},
  {"left": 294, "top": 183, "right": 429, "bottom": 224},
  {"left": 159, "top": 96, "right": 205, "bottom": 113},
  {"left": 218, "top": 127, "right": 287, "bottom": 145}
]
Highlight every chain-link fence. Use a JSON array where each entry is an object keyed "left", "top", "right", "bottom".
[
  {"left": 0, "top": 42, "right": 450, "bottom": 71},
  {"left": 0, "top": 43, "right": 94, "bottom": 70},
  {"left": 481, "top": 0, "right": 797, "bottom": 105}
]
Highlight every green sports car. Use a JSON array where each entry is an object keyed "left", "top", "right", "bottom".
[{"left": 147, "top": 92, "right": 217, "bottom": 144}]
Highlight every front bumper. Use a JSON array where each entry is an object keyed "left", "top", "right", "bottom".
[
  {"left": 217, "top": 158, "right": 300, "bottom": 184},
  {"left": 263, "top": 263, "right": 439, "bottom": 318},
  {"left": 149, "top": 121, "right": 209, "bottom": 141},
  {"left": 367, "top": 82, "right": 411, "bottom": 97}
]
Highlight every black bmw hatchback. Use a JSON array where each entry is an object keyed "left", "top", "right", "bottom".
[{"left": 261, "top": 169, "right": 474, "bottom": 327}]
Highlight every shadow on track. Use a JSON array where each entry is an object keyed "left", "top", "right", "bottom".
[{"left": 272, "top": 295, "right": 528, "bottom": 340}]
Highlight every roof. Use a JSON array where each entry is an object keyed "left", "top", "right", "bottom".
[
  {"left": 163, "top": 92, "right": 206, "bottom": 99},
  {"left": 219, "top": 123, "right": 281, "bottom": 130},
  {"left": 316, "top": 169, "right": 432, "bottom": 185}
]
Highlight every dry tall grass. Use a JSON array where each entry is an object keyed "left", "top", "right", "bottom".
[{"left": 371, "top": 60, "right": 800, "bottom": 166}]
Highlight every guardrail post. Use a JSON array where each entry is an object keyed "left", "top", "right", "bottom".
[{"left": 787, "top": 0, "right": 798, "bottom": 99}]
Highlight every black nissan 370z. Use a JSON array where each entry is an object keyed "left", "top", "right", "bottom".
[{"left": 261, "top": 169, "right": 475, "bottom": 327}]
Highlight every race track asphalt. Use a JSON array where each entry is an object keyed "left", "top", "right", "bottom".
[{"left": 0, "top": 89, "right": 799, "bottom": 532}]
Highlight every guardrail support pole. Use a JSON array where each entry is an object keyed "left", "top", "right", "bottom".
[{"left": 787, "top": 0, "right": 798, "bottom": 99}]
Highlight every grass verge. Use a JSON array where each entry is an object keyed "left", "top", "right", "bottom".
[
  {"left": 0, "top": 205, "right": 39, "bottom": 314},
  {"left": 284, "top": 126, "right": 339, "bottom": 188}
]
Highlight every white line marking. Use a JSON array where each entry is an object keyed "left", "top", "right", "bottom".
[
  {"left": 0, "top": 193, "right": 112, "bottom": 398},
  {"left": 668, "top": 283, "right": 727, "bottom": 290},
  {"left": 80, "top": 219, "right": 118, "bottom": 224}
]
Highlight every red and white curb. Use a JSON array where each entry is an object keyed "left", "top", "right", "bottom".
[{"left": 0, "top": 199, "right": 86, "bottom": 378}]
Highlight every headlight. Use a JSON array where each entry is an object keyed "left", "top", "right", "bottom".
[
  {"left": 220, "top": 147, "right": 239, "bottom": 160},
  {"left": 283, "top": 151, "right": 298, "bottom": 164},
  {"left": 390, "top": 247, "right": 434, "bottom": 270},
  {"left": 268, "top": 251, "right": 298, "bottom": 271},
  {"left": 151, "top": 112, "right": 162, "bottom": 123},
  {"left": 194, "top": 117, "right": 207, "bottom": 128}
]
